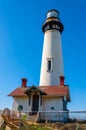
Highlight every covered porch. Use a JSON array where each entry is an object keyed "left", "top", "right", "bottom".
[{"left": 24, "top": 86, "right": 46, "bottom": 114}]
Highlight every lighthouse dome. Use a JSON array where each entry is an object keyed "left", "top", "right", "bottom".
[{"left": 47, "top": 9, "right": 59, "bottom": 19}]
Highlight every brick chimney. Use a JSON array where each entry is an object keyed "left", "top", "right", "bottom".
[
  {"left": 59, "top": 76, "right": 65, "bottom": 86},
  {"left": 21, "top": 78, "right": 27, "bottom": 87}
]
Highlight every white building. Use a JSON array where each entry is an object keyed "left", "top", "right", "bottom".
[{"left": 8, "top": 9, "right": 70, "bottom": 122}]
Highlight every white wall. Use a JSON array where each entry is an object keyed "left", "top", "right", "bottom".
[
  {"left": 39, "top": 97, "right": 69, "bottom": 121},
  {"left": 39, "top": 30, "right": 64, "bottom": 86},
  {"left": 39, "top": 97, "right": 64, "bottom": 121},
  {"left": 12, "top": 95, "right": 69, "bottom": 121},
  {"left": 12, "top": 92, "right": 42, "bottom": 112},
  {"left": 43, "top": 97, "right": 63, "bottom": 111},
  {"left": 12, "top": 97, "right": 29, "bottom": 112}
]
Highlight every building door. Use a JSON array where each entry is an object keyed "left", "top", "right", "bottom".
[{"left": 32, "top": 94, "right": 39, "bottom": 113}]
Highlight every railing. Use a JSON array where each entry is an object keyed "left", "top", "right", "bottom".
[
  {"left": 69, "top": 111, "right": 86, "bottom": 121},
  {"left": 0, "top": 110, "right": 86, "bottom": 122}
]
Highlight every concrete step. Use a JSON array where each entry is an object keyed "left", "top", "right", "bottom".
[{"left": 27, "top": 114, "right": 38, "bottom": 122}]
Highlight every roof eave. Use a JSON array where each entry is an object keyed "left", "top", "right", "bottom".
[
  {"left": 24, "top": 86, "right": 47, "bottom": 95},
  {"left": 8, "top": 94, "right": 27, "bottom": 97}
]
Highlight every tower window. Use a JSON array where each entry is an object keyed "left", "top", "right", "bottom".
[
  {"left": 48, "top": 60, "right": 51, "bottom": 71},
  {"left": 47, "top": 58, "right": 53, "bottom": 71},
  {"left": 52, "top": 24, "right": 56, "bottom": 28},
  {"left": 45, "top": 25, "right": 50, "bottom": 31},
  {"left": 56, "top": 25, "right": 60, "bottom": 30}
]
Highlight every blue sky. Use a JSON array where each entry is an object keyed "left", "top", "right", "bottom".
[{"left": 0, "top": 0, "right": 86, "bottom": 110}]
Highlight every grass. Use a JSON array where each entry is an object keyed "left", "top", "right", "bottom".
[
  {"left": 0, "top": 124, "right": 51, "bottom": 130},
  {"left": 1, "top": 122, "right": 86, "bottom": 130},
  {"left": 21, "top": 124, "right": 51, "bottom": 130}
]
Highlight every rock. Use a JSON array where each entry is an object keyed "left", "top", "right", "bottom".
[
  {"left": 0, "top": 116, "right": 5, "bottom": 127},
  {"left": 6, "top": 125, "right": 11, "bottom": 130}
]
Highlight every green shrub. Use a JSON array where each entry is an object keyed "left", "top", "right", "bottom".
[{"left": 21, "top": 114, "right": 27, "bottom": 121}]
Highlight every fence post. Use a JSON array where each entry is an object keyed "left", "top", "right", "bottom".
[{"left": 18, "top": 105, "right": 23, "bottom": 130}]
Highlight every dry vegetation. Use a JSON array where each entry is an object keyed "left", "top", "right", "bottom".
[
  {"left": 1, "top": 122, "right": 86, "bottom": 130},
  {"left": 46, "top": 121, "right": 86, "bottom": 130},
  {"left": 1, "top": 114, "right": 86, "bottom": 130}
]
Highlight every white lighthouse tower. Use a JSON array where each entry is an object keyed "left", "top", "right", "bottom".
[{"left": 39, "top": 9, "right": 64, "bottom": 86}]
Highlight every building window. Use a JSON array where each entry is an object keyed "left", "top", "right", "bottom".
[
  {"left": 47, "top": 58, "right": 53, "bottom": 71},
  {"left": 18, "top": 105, "right": 23, "bottom": 111},
  {"left": 51, "top": 107, "right": 54, "bottom": 110}
]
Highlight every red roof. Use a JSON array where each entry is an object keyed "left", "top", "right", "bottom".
[
  {"left": 8, "top": 85, "right": 70, "bottom": 100},
  {"left": 8, "top": 87, "right": 27, "bottom": 97},
  {"left": 39, "top": 86, "right": 68, "bottom": 95}
]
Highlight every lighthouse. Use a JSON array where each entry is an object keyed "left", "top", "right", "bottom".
[
  {"left": 9, "top": 9, "right": 70, "bottom": 121},
  {"left": 39, "top": 9, "right": 64, "bottom": 86}
]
